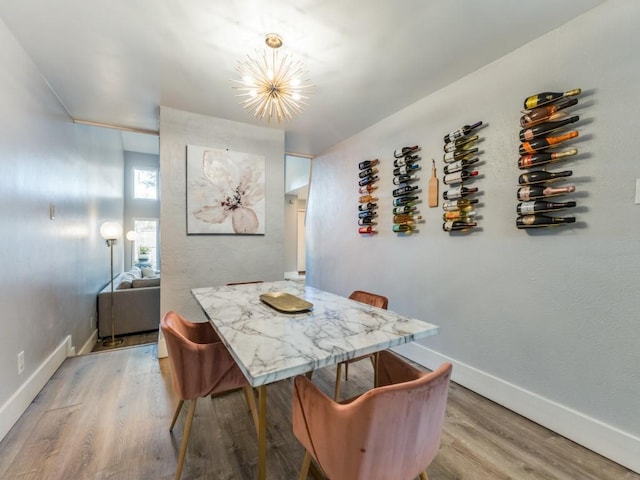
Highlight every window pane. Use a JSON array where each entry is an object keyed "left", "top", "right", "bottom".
[
  {"left": 133, "top": 219, "right": 159, "bottom": 269},
  {"left": 134, "top": 169, "right": 158, "bottom": 199}
]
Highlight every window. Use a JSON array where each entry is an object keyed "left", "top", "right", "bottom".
[
  {"left": 133, "top": 219, "right": 159, "bottom": 269},
  {"left": 133, "top": 168, "right": 158, "bottom": 200}
]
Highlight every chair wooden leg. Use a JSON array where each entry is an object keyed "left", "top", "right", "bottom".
[
  {"left": 175, "top": 399, "right": 197, "bottom": 480},
  {"left": 419, "top": 471, "right": 429, "bottom": 480},
  {"left": 334, "top": 363, "right": 342, "bottom": 400},
  {"left": 243, "top": 385, "right": 260, "bottom": 436},
  {"left": 298, "top": 451, "right": 312, "bottom": 480},
  {"left": 345, "top": 361, "right": 349, "bottom": 380},
  {"left": 169, "top": 399, "right": 184, "bottom": 432}
]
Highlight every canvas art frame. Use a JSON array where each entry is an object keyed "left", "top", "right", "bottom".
[{"left": 186, "top": 145, "right": 266, "bottom": 235}]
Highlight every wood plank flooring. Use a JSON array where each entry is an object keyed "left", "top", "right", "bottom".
[{"left": 0, "top": 344, "right": 637, "bottom": 480}]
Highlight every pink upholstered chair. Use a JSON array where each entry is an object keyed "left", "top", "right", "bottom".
[
  {"left": 334, "top": 290, "right": 389, "bottom": 400},
  {"left": 293, "top": 351, "right": 452, "bottom": 480},
  {"left": 161, "top": 311, "right": 257, "bottom": 480}
]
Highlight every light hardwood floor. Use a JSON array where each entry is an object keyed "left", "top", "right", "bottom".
[{"left": 0, "top": 344, "right": 637, "bottom": 479}]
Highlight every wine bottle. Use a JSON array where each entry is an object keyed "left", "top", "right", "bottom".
[
  {"left": 358, "top": 202, "right": 377, "bottom": 212},
  {"left": 443, "top": 220, "right": 477, "bottom": 231},
  {"left": 358, "top": 175, "right": 379, "bottom": 186},
  {"left": 516, "top": 214, "right": 576, "bottom": 229},
  {"left": 519, "top": 116, "right": 580, "bottom": 142},
  {"left": 442, "top": 198, "right": 479, "bottom": 212},
  {"left": 517, "top": 185, "right": 575, "bottom": 201},
  {"left": 392, "top": 185, "right": 420, "bottom": 197},
  {"left": 443, "top": 170, "right": 479, "bottom": 185},
  {"left": 443, "top": 147, "right": 479, "bottom": 163},
  {"left": 393, "top": 224, "right": 418, "bottom": 233},
  {"left": 443, "top": 210, "right": 477, "bottom": 220},
  {"left": 518, "top": 149, "right": 578, "bottom": 170},
  {"left": 516, "top": 200, "right": 577, "bottom": 215},
  {"left": 519, "top": 131, "right": 578, "bottom": 154},
  {"left": 358, "top": 158, "right": 379, "bottom": 170},
  {"left": 523, "top": 89, "right": 581, "bottom": 109},
  {"left": 358, "top": 216, "right": 376, "bottom": 225},
  {"left": 442, "top": 186, "right": 478, "bottom": 200},
  {"left": 518, "top": 170, "right": 572, "bottom": 185},
  {"left": 358, "top": 226, "right": 377, "bottom": 234},
  {"left": 392, "top": 205, "right": 418, "bottom": 215},
  {"left": 393, "top": 214, "right": 423, "bottom": 224},
  {"left": 359, "top": 194, "right": 378, "bottom": 203},
  {"left": 394, "top": 154, "right": 421, "bottom": 168},
  {"left": 443, "top": 134, "right": 479, "bottom": 153},
  {"left": 443, "top": 121, "right": 483, "bottom": 143},
  {"left": 358, "top": 210, "right": 377, "bottom": 219},
  {"left": 392, "top": 195, "right": 419, "bottom": 207},
  {"left": 444, "top": 151, "right": 477, "bottom": 165},
  {"left": 359, "top": 166, "right": 379, "bottom": 179},
  {"left": 393, "top": 146, "right": 420, "bottom": 158},
  {"left": 358, "top": 183, "right": 377, "bottom": 194},
  {"left": 393, "top": 174, "right": 419, "bottom": 185},
  {"left": 393, "top": 164, "right": 420, "bottom": 176},
  {"left": 443, "top": 157, "right": 479, "bottom": 175},
  {"left": 520, "top": 98, "right": 578, "bottom": 127}
]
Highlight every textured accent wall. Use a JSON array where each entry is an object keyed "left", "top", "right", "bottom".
[{"left": 305, "top": 0, "right": 640, "bottom": 472}]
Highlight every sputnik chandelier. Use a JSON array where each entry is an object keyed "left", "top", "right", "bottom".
[{"left": 233, "top": 33, "right": 313, "bottom": 123}]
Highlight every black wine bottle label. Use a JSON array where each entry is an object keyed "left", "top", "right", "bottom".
[{"left": 517, "top": 200, "right": 577, "bottom": 215}]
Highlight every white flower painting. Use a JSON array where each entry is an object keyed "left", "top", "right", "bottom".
[{"left": 186, "top": 145, "right": 266, "bottom": 234}]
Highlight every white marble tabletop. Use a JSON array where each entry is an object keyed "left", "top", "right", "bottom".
[{"left": 192, "top": 280, "right": 439, "bottom": 387}]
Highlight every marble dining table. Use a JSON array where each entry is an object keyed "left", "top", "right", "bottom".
[{"left": 191, "top": 279, "right": 440, "bottom": 480}]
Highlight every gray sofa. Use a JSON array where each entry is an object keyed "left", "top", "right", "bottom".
[{"left": 98, "top": 267, "right": 160, "bottom": 338}]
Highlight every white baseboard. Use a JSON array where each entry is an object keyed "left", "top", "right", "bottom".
[
  {"left": 0, "top": 335, "right": 72, "bottom": 442},
  {"left": 78, "top": 330, "right": 98, "bottom": 356},
  {"left": 392, "top": 342, "right": 640, "bottom": 475}
]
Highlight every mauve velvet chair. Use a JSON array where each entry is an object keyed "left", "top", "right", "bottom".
[
  {"left": 161, "top": 311, "right": 257, "bottom": 480},
  {"left": 334, "top": 290, "right": 389, "bottom": 400},
  {"left": 293, "top": 351, "right": 452, "bottom": 480}
]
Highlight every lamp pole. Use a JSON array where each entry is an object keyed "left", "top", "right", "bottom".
[{"left": 100, "top": 221, "right": 124, "bottom": 348}]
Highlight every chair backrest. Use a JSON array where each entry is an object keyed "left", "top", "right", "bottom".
[
  {"left": 349, "top": 290, "right": 389, "bottom": 310},
  {"left": 293, "top": 351, "right": 452, "bottom": 480},
  {"left": 161, "top": 311, "right": 247, "bottom": 400}
]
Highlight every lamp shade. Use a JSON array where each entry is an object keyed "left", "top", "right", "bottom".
[
  {"left": 100, "top": 221, "right": 123, "bottom": 241},
  {"left": 126, "top": 230, "right": 137, "bottom": 241}
]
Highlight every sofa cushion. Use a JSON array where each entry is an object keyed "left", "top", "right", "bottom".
[
  {"left": 130, "top": 267, "right": 142, "bottom": 278},
  {"left": 132, "top": 277, "right": 160, "bottom": 288},
  {"left": 117, "top": 272, "right": 136, "bottom": 289},
  {"left": 141, "top": 267, "right": 156, "bottom": 278}
]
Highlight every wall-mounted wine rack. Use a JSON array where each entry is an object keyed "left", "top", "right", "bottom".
[
  {"left": 516, "top": 89, "right": 581, "bottom": 229},
  {"left": 440, "top": 121, "right": 483, "bottom": 233},
  {"left": 358, "top": 158, "right": 380, "bottom": 235},
  {"left": 391, "top": 146, "right": 422, "bottom": 234}
]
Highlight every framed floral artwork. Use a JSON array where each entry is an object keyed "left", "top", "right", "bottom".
[{"left": 186, "top": 145, "right": 266, "bottom": 234}]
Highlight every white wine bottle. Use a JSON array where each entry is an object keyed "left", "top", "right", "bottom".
[
  {"left": 443, "top": 170, "right": 479, "bottom": 185},
  {"left": 443, "top": 157, "right": 479, "bottom": 175},
  {"left": 394, "top": 154, "right": 421, "bottom": 168},
  {"left": 393, "top": 213, "right": 422, "bottom": 224},
  {"left": 393, "top": 205, "right": 418, "bottom": 215},
  {"left": 443, "top": 210, "right": 477, "bottom": 221},
  {"left": 393, "top": 146, "right": 420, "bottom": 158},
  {"left": 393, "top": 223, "right": 418, "bottom": 233},
  {"left": 442, "top": 198, "right": 478, "bottom": 212},
  {"left": 442, "top": 186, "right": 478, "bottom": 200},
  {"left": 443, "top": 134, "right": 479, "bottom": 153},
  {"left": 393, "top": 174, "right": 419, "bottom": 185},
  {"left": 443, "top": 147, "right": 479, "bottom": 163},
  {"left": 444, "top": 122, "right": 483, "bottom": 143}
]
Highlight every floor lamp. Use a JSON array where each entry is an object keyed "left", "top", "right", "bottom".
[
  {"left": 100, "top": 221, "right": 124, "bottom": 347},
  {"left": 126, "top": 230, "right": 137, "bottom": 268}
]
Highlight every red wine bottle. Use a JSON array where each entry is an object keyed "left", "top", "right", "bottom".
[
  {"left": 393, "top": 146, "right": 420, "bottom": 158},
  {"left": 519, "top": 116, "right": 580, "bottom": 141},
  {"left": 523, "top": 89, "right": 581, "bottom": 109},
  {"left": 443, "top": 157, "right": 479, "bottom": 175},
  {"left": 443, "top": 147, "right": 479, "bottom": 163},
  {"left": 358, "top": 158, "right": 379, "bottom": 170},
  {"left": 516, "top": 200, "right": 576, "bottom": 215},
  {"left": 443, "top": 121, "right": 483, "bottom": 143},
  {"left": 442, "top": 186, "right": 478, "bottom": 200},
  {"left": 358, "top": 216, "right": 376, "bottom": 225},
  {"left": 443, "top": 170, "right": 479, "bottom": 185},
  {"left": 516, "top": 214, "right": 576, "bottom": 229},
  {"left": 393, "top": 174, "right": 419, "bottom": 185},
  {"left": 443, "top": 220, "right": 477, "bottom": 231},
  {"left": 519, "top": 131, "right": 578, "bottom": 154},
  {"left": 517, "top": 185, "right": 575, "bottom": 201},
  {"left": 393, "top": 164, "right": 420, "bottom": 176},
  {"left": 394, "top": 154, "right": 421, "bottom": 168},
  {"left": 518, "top": 149, "right": 577, "bottom": 170},
  {"left": 520, "top": 98, "right": 578, "bottom": 127},
  {"left": 358, "top": 175, "right": 379, "bottom": 186},
  {"left": 358, "top": 226, "right": 377, "bottom": 234},
  {"left": 358, "top": 183, "right": 377, "bottom": 194},
  {"left": 443, "top": 134, "right": 479, "bottom": 153},
  {"left": 392, "top": 185, "right": 420, "bottom": 197},
  {"left": 359, "top": 166, "right": 379, "bottom": 178},
  {"left": 392, "top": 195, "right": 419, "bottom": 207},
  {"left": 358, "top": 202, "right": 377, "bottom": 211},
  {"left": 518, "top": 170, "right": 572, "bottom": 185}
]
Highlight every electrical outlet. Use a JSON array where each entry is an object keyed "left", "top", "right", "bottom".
[{"left": 18, "top": 351, "right": 24, "bottom": 375}]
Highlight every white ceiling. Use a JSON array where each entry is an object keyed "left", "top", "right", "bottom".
[{"left": 0, "top": 0, "right": 604, "bottom": 156}]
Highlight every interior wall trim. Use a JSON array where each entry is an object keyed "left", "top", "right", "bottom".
[
  {"left": 78, "top": 330, "right": 98, "bottom": 356},
  {"left": 392, "top": 342, "right": 640, "bottom": 475},
  {"left": 0, "top": 335, "right": 72, "bottom": 443},
  {"left": 73, "top": 119, "right": 159, "bottom": 136}
]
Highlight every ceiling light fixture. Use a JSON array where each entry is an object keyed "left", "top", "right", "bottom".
[{"left": 233, "top": 33, "right": 313, "bottom": 123}]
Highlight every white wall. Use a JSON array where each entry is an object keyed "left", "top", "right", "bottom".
[
  {"left": 0, "top": 19, "right": 124, "bottom": 440},
  {"left": 158, "top": 107, "right": 285, "bottom": 328},
  {"left": 306, "top": 1, "right": 639, "bottom": 473}
]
